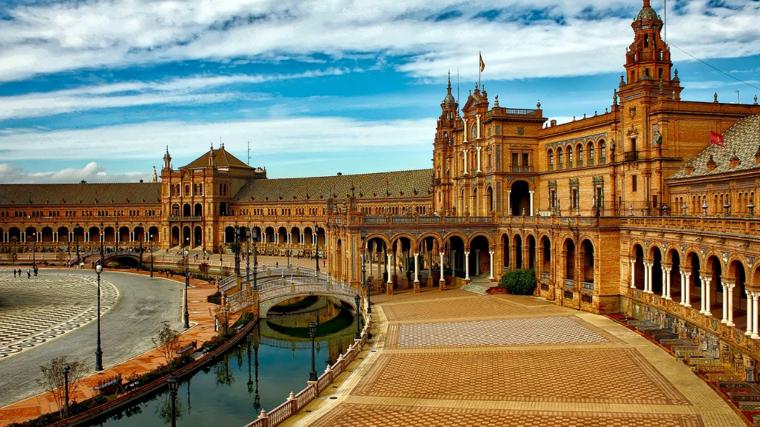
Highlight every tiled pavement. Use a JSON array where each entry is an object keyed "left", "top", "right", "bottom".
[
  {"left": 287, "top": 291, "right": 745, "bottom": 427},
  {"left": 389, "top": 316, "right": 611, "bottom": 348},
  {"left": 311, "top": 404, "right": 705, "bottom": 427},
  {"left": 0, "top": 273, "right": 119, "bottom": 358}
]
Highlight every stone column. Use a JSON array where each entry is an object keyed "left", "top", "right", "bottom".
[
  {"left": 683, "top": 272, "right": 691, "bottom": 308},
  {"left": 703, "top": 276, "right": 712, "bottom": 316},
  {"left": 464, "top": 251, "right": 470, "bottom": 281},
  {"left": 630, "top": 260, "right": 636, "bottom": 288},
  {"left": 643, "top": 262, "right": 651, "bottom": 293},
  {"left": 726, "top": 281, "right": 735, "bottom": 327},
  {"left": 463, "top": 149, "right": 469, "bottom": 175},
  {"left": 439, "top": 252, "right": 445, "bottom": 289},
  {"left": 529, "top": 191, "right": 534, "bottom": 216},
  {"left": 507, "top": 191, "right": 511, "bottom": 215},
  {"left": 746, "top": 289, "right": 753, "bottom": 336},
  {"left": 753, "top": 292, "right": 759, "bottom": 339},
  {"left": 489, "top": 251, "right": 495, "bottom": 280},
  {"left": 721, "top": 282, "right": 729, "bottom": 324},
  {"left": 413, "top": 252, "right": 420, "bottom": 292},
  {"left": 476, "top": 147, "right": 482, "bottom": 173},
  {"left": 662, "top": 267, "right": 671, "bottom": 299},
  {"left": 386, "top": 254, "right": 392, "bottom": 284}
]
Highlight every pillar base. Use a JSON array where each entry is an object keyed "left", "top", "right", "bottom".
[
  {"left": 727, "top": 321, "right": 735, "bottom": 327},
  {"left": 745, "top": 330, "right": 753, "bottom": 336},
  {"left": 464, "top": 278, "right": 471, "bottom": 284},
  {"left": 386, "top": 283, "right": 393, "bottom": 296},
  {"left": 721, "top": 319, "right": 728, "bottom": 324},
  {"left": 439, "top": 279, "right": 446, "bottom": 291},
  {"left": 704, "top": 312, "right": 712, "bottom": 317},
  {"left": 752, "top": 334, "right": 760, "bottom": 340},
  {"left": 664, "top": 296, "right": 671, "bottom": 301},
  {"left": 413, "top": 280, "right": 420, "bottom": 293}
]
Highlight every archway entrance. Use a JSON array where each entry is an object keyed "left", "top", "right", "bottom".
[
  {"left": 510, "top": 181, "right": 530, "bottom": 216},
  {"left": 469, "top": 235, "right": 490, "bottom": 279}
]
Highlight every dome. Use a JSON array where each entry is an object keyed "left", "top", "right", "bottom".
[
  {"left": 443, "top": 92, "right": 456, "bottom": 106},
  {"left": 636, "top": 6, "right": 659, "bottom": 21}
]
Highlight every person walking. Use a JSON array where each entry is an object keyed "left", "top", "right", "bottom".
[
  {"left": 27, "top": 270, "right": 31, "bottom": 279},
  {"left": 13, "top": 269, "right": 16, "bottom": 278}
]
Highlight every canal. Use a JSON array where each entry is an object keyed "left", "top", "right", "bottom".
[{"left": 92, "top": 296, "right": 357, "bottom": 426}]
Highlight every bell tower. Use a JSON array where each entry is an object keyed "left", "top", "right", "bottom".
[
  {"left": 621, "top": 0, "right": 682, "bottom": 100},
  {"left": 432, "top": 73, "right": 459, "bottom": 214}
]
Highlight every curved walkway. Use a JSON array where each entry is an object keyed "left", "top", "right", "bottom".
[
  {"left": 0, "top": 272, "right": 119, "bottom": 359},
  {"left": 287, "top": 290, "right": 744, "bottom": 427}
]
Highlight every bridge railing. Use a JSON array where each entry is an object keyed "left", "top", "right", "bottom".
[
  {"left": 219, "top": 265, "right": 325, "bottom": 294},
  {"left": 244, "top": 299, "right": 372, "bottom": 427}
]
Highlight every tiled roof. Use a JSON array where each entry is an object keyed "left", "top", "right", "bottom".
[
  {"left": 234, "top": 169, "right": 433, "bottom": 202},
  {"left": 672, "top": 115, "right": 760, "bottom": 179},
  {"left": 0, "top": 183, "right": 161, "bottom": 205},
  {"left": 183, "top": 147, "right": 251, "bottom": 169}
]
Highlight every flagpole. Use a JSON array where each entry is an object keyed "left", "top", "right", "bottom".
[{"left": 478, "top": 51, "right": 481, "bottom": 89}]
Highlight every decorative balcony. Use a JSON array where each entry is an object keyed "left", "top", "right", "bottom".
[
  {"left": 168, "top": 216, "right": 202, "bottom": 222},
  {"left": 623, "top": 151, "right": 638, "bottom": 162}
]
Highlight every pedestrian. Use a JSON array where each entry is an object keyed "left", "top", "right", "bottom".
[
  {"left": 13, "top": 269, "right": 16, "bottom": 278},
  {"left": 27, "top": 270, "right": 31, "bottom": 279}
]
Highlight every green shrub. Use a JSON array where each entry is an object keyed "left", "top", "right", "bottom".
[{"left": 499, "top": 269, "right": 536, "bottom": 295}]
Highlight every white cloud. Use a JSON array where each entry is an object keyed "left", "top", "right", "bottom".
[
  {"left": 0, "top": 162, "right": 147, "bottom": 183},
  {"left": 0, "top": 116, "right": 435, "bottom": 163},
  {"left": 0, "top": 1, "right": 758, "bottom": 82},
  {"left": 0, "top": 68, "right": 351, "bottom": 120}
]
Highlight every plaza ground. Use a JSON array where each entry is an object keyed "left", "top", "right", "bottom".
[{"left": 288, "top": 289, "right": 745, "bottom": 427}]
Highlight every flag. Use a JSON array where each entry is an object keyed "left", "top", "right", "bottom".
[
  {"left": 709, "top": 131, "right": 724, "bottom": 147},
  {"left": 479, "top": 52, "right": 485, "bottom": 73}
]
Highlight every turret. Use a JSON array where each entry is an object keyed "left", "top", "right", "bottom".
[
  {"left": 622, "top": 0, "right": 682, "bottom": 100},
  {"left": 162, "top": 146, "right": 172, "bottom": 171}
]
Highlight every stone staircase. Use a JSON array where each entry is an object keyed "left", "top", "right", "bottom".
[{"left": 462, "top": 277, "right": 492, "bottom": 295}]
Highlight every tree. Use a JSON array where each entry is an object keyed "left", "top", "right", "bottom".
[
  {"left": 38, "top": 356, "right": 87, "bottom": 419},
  {"left": 153, "top": 321, "right": 181, "bottom": 366}
]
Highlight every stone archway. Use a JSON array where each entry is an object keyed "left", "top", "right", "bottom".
[{"left": 510, "top": 180, "right": 531, "bottom": 216}]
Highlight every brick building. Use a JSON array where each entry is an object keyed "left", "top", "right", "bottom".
[{"left": 2, "top": 0, "right": 760, "bottom": 377}]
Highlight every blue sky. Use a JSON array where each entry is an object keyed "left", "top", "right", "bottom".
[{"left": 0, "top": 0, "right": 759, "bottom": 183}]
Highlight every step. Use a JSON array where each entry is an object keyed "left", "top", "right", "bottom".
[{"left": 462, "top": 281, "right": 491, "bottom": 295}]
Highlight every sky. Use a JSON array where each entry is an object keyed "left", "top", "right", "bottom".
[{"left": 0, "top": 0, "right": 759, "bottom": 183}]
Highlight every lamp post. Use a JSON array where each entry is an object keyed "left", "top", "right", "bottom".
[
  {"left": 354, "top": 293, "right": 361, "bottom": 340},
  {"left": 167, "top": 376, "right": 178, "bottom": 427},
  {"left": 361, "top": 230, "right": 370, "bottom": 314},
  {"left": 314, "top": 224, "right": 320, "bottom": 273},
  {"left": 31, "top": 232, "right": 36, "bottom": 270},
  {"left": 149, "top": 233, "right": 154, "bottom": 278},
  {"left": 95, "top": 262, "right": 104, "bottom": 371},
  {"left": 234, "top": 225, "right": 241, "bottom": 277},
  {"left": 63, "top": 365, "right": 70, "bottom": 416},
  {"left": 99, "top": 222, "right": 104, "bottom": 265},
  {"left": 245, "top": 228, "right": 251, "bottom": 282},
  {"left": 252, "top": 228, "right": 259, "bottom": 291},
  {"left": 308, "top": 321, "right": 317, "bottom": 381},
  {"left": 183, "top": 247, "right": 190, "bottom": 329}
]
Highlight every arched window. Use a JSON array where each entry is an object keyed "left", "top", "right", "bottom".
[
  {"left": 587, "top": 142, "right": 595, "bottom": 166},
  {"left": 547, "top": 149, "right": 554, "bottom": 170},
  {"left": 576, "top": 144, "right": 584, "bottom": 167},
  {"left": 567, "top": 146, "right": 573, "bottom": 168},
  {"left": 598, "top": 140, "right": 606, "bottom": 164},
  {"left": 557, "top": 148, "right": 564, "bottom": 170}
]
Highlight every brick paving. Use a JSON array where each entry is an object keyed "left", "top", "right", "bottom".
[
  {"left": 289, "top": 289, "right": 745, "bottom": 427},
  {"left": 390, "top": 316, "right": 610, "bottom": 348},
  {"left": 0, "top": 273, "right": 119, "bottom": 358},
  {"left": 352, "top": 347, "right": 688, "bottom": 405},
  {"left": 311, "top": 404, "right": 705, "bottom": 427}
]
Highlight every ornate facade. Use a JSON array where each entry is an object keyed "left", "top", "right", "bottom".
[{"left": 2, "top": 0, "right": 760, "bottom": 377}]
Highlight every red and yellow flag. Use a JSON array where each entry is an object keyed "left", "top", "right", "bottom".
[{"left": 709, "top": 131, "right": 724, "bottom": 147}]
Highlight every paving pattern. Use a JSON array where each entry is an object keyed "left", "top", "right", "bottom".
[
  {"left": 352, "top": 347, "right": 688, "bottom": 405},
  {"left": 381, "top": 295, "right": 561, "bottom": 321},
  {"left": 311, "top": 404, "right": 705, "bottom": 427},
  {"left": 390, "top": 316, "right": 610, "bottom": 348},
  {"left": 0, "top": 272, "right": 119, "bottom": 358}
]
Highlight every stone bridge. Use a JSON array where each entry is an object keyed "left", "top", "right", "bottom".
[
  {"left": 67, "top": 249, "right": 144, "bottom": 267},
  {"left": 223, "top": 266, "right": 360, "bottom": 318}
]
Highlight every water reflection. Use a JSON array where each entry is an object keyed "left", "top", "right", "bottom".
[{"left": 93, "top": 297, "right": 355, "bottom": 427}]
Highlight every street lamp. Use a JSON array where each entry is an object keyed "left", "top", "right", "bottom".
[
  {"left": 308, "top": 321, "right": 317, "bottom": 381},
  {"left": 234, "top": 225, "right": 241, "bottom": 277},
  {"left": 63, "top": 365, "right": 70, "bottom": 416},
  {"left": 354, "top": 293, "right": 361, "bottom": 340},
  {"left": 99, "top": 222, "right": 104, "bottom": 265},
  {"left": 149, "top": 233, "right": 154, "bottom": 278},
  {"left": 167, "top": 376, "right": 178, "bottom": 427},
  {"left": 314, "top": 224, "right": 320, "bottom": 273},
  {"left": 95, "top": 262, "right": 104, "bottom": 371},
  {"left": 245, "top": 228, "right": 251, "bottom": 282},
  {"left": 183, "top": 248, "right": 190, "bottom": 329},
  {"left": 361, "top": 230, "right": 370, "bottom": 314},
  {"left": 252, "top": 228, "right": 259, "bottom": 291}
]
